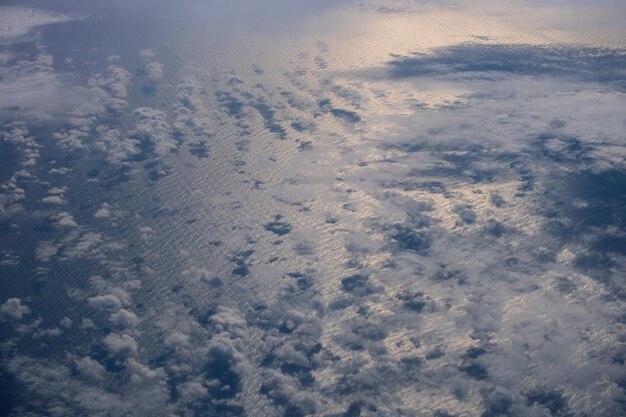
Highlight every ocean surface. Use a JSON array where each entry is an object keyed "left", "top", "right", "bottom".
[{"left": 1, "top": 1, "right": 625, "bottom": 416}]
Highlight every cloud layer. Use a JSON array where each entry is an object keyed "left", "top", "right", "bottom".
[{"left": 0, "top": 1, "right": 625, "bottom": 417}]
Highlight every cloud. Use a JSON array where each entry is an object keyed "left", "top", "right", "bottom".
[
  {"left": 110, "top": 309, "right": 139, "bottom": 328},
  {"left": 74, "top": 356, "right": 107, "bottom": 381},
  {"left": 1, "top": 122, "right": 40, "bottom": 176},
  {"left": 0, "top": 7, "right": 76, "bottom": 42},
  {"left": 387, "top": 44, "right": 626, "bottom": 85},
  {"left": 35, "top": 241, "right": 59, "bottom": 262},
  {"left": 88, "top": 65, "right": 132, "bottom": 100},
  {"left": 41, "top": 186, "right": 67, "bottom": 205},
  {"left": 130, "top": 107, "right": 178, "bottom": 156},
  {"left": 94, "top": 203, "right": 112, "bottom": 218},
  {"left": 139, "top": 49, "right": 164, "bottom": 85},
  {"left": 55, "top": 211, "right": 78, "bottom": 228},
  {"left": 182, "top": 267, "right": 223, "bottom": 287},
  {"left": 0, "top": 50, "right": 131, "bottom": 163},
  {"left": 103, "top": 333, "right": 138, "bottom": 358},
  {"left": 88, "top": 289, "right": 129, "bottom": 312},
  {"left": 1, "top": 298, "right": 30, "bottom": 320},
  {"left": 0, "top": 62, "right": 101, "bottom": 122},
  {"left": 260, "top": 369, "right": 317, "bottom": 416},
  {"left": 94, "top": 126, "right": 141, "bottom": 164},
  {"left": 1, "top": 2, "right": 625, "bottom": 416}
]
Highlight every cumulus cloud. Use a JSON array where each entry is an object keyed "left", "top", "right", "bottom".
[
  {"left": 94, "top": 203, "right": 112, "bottom": 218},
  {"left": 1, "top": 1, "right": 625, "bottom": 416},
  {"left": 94, "top": 126, "right": 141, "bottom": 164},
  {"left": 55, "top": 211, "right": 78, "bottom": 228},
  {"left": 103, "top": 333, "right": 138, "bottom": 358},
  {"left": 41, "top": 186, "right": 67, "bottom": 205},
  {"left": 140, "top": 48, "right": 164, "bottom": 84},
  {"left": 129, "top": 107, "right": 178, "bottom": 156},
  {"left": 110, "top": 308, "right": 139, "bottom": 328},
  {"left": 74, "top": 356, "right": 106, "bottom": 381},
  {"left": 88, "top": 65, "right": 132, "bottom": 100},
  {"left": 35, "top": 241, "right": 59, "bottom": 262},
  {"left": 0, "top": 298, "right": 30, "bottom": 320},
  {"left": 1, "top": 122, "right": 40, "bottom": 176},
  {"left": 88, "top": 287, "right": 130, "bottom": 312}
]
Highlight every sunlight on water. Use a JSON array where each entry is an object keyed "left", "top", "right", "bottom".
[{"left": 0, "top": 1, "right": 625, "bottom": 416}]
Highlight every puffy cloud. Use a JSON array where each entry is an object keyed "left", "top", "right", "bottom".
[
  {"left": 126, "top": 359, "right": 166, "bottom": 386},
  {"left": 41, "top": 195, "right": 64, "bottom": 204},
  {"left": 1, "top": 2, "right": 625, "bottom": 416},
  {"left": 55, "top": 211, "right": 78, "bottom": 228},
  {"left": 87, "top": 287, "right": 130, "bottom": 312},
  {"left": 60, "top": 231, "right": 106, "bottom": 259},
  {"left": 94, "top": 203, "right": 112, "bottom": 218},
  {"left": 35, "top": 241, "right": 58, "bottom": 262},
  {"left": 52, "top": 118, "right": 92, "bottom": 150},
  {"left": 74, "top": 356, "right": 106, "bottom": 381},
  {"left": 94, "top": 126, "right": 141, "bottom": 164},
  {"left": 260, "top": 369, "right": 317, "bottom": 416},
  {"left": 0, "top": 177, "right": 26, "bottom": 217},
  {"left": 177, "top": 380, "right": 209, "bottom": 402},
  {"left": 1, "top": 122, "right": 40, "bottom": 176},
  {"left": 140, "top": 49, "right": 164, "bottom": 84},
  {"left": 110, "top": 309, "right": 139, "bottom": 328},
  {"left": 60, "top": 317, "right": 72, "bottom": 329},
  {"left": 129, "top": 107, "right": 178, "bottom": 156},
  {"left": 146, "top": 61, "right": 164, "bottom": 82},
  {"left": 88, "top": 65, "right": 132, "bottom": 100},
  {"left": 0, "top": 298, "right": 30, "bottom": 320},
  {"left": 164, "top": 331, "right": 190, "bottom": 348},
  {"left": 41, "top": 186, "right": 67, "bottom": 205},
  {"left": 103, "top": 333, "right": 138, "bottom": 358},
  {"left": 88, "top": 293, "right": 124, "bottom": 311},
  {"left": 183, "top": 267, "right": 223, "bottom": 287},
  {"left": 80, "top": 318, "right": 95, "bottom": 329}
]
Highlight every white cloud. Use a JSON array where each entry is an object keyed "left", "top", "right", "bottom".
[
  {"left": 35, "top": 241, "right": 58, "bottom": 262},
  {"left": 94, "top": 203, "right": 112, "bottom": 218},
  {"left": 140, "top": 49, "right": 164, "bottom": 83},
  {"left": 0, "top": 7, "right": 75, "bottom": 42},
  {"left": 74, "top": 356, "right": 106, "bottom": 381},
  {"left": 126, "top": 359, "right": 166, "bottom": 386},
  {"left": 80, "top": 318, "right": 95, "bottom": 329},
  {"left": 1, "top": 2, "right": 625, "bottom": 416},
  {"left": 0, "top": 66, "right": 101, "bottom": 122},
  {"left": 103, "top": 333, "right": 138, "bottom": 358},
  {"left": 88, "top": 290, "right": 129, "bottom": 312},
  {"left": 42, "top": 186, "right": 68, "bottom": 205},
  {"left": 177, "top": 380, "right": 208, "bottom": 402},
  {"left": 110, "top": 309, "right": 139, "bottom": 328},
  {"left": 130, "top": 107, "right": 178, "bottom": 156},
  {"left": 55, "top": 211, "right": 78, "bottom": 228},
  {"left": 145, "top": 61, "right": 164, "bottom": 82},
  {"left": 94, "top": 126, "right": 141, "bottom": 164},
  {"left": 88, "top": 65, "right": 132, "bottom": 99},
  {"left": 1, "top": 298, "right": 30, "bottom": 320},
  {"left": 41, "top": 195, "right": 65, "bottom": 204}
]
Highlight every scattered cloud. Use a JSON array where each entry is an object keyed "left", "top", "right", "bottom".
[
  {"left": 0, "top": 298, "right": 30, "bottom": 320},
  {"left": 1, "top": 2, "right": 625, "bottom": 416}
]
